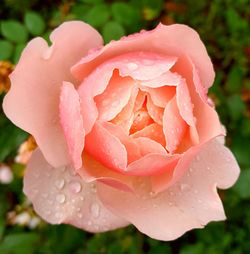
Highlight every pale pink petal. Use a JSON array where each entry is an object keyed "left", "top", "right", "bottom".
[
  {"left": 97, "top": 140, "right": 239, "bottom": 240},
  {"left": 3, "top": 21, "right": 102, "bottom": 167},
  {"left": 140, "top": 71, "right": 180, "bottom": 88},
  {"left": 95, "top": 71, "right": 134, "bottom": 121},
  {"left": 141, "top": 86, "right": 176, "bottom": 108},
  {"left": 163, "top": 96, "right": 187, "bottom": 153},
  {"left": 134, "top": 137, "right": 167, "bottom": 156},
  {"left": 134, "top": 90, "right": 147, "bottom": 111},
  {"left": 172, "top": 55, "right": 223, "bottom": 143},
  {"left": 73, "top": 51, "right": 177, "bottom": 82},
  {"left": 59, "top": 82, "right": 84, "bottom": 170},
  {"left": 102, "top": 122, "right": 141, "bottom": 163},
  {"left": 111, "top": 87, "right": 139, "bottom": 134},
  {"left": 80, "top": 153, "right": 135, "bottom": 192},
  {"left": 126, "top": 154, "right": 179, "bottom": 176},
  {"left": 131, "top": 123, "right": 166, "bottom": 147},
  {"left": 72, "top": 24, "right": 214, "bottom": 91},
  {"left": 24, "top": 149, "right": 129, "bottom": 233},
  {"left": 85, "top": 123, "right": 127, "bottom": 172},
  {"left": 146, "top": 95, "right": 164, "bottom": 125},
  {"left": 176, "top": 78, "right": 195, "bottom": 126}
]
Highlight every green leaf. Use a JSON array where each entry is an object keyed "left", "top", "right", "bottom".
[
  {"left": 234, "top": 168, "right": 250, "bottom": 199},
  {"left": 102, "top": 21, "right": 125, "bottom": 43},
  {"left": 225, "top": 66, "right": 244, "bottom": 94},
  {"left": 0, "top": 233, "right": 39, "bottom": 254},
  {"left": 0, "top": 116, "right": 28, "bottom": 162},
  {"left": 111, "top": 2, "right": 141, "bottom": 28},
  {"left": 84, "top": 4, "right": 110, "bottom": 28},
  {"left": 0, "top": 40, "right": 13, "bottom": 60},
  {"left": 79, "top": 0, "right": 104, "bottom": 3},
  {"left": 231, "top": 135, "right": 250, "bottom": 167},
  {"left": 226, "top": 95, "right": 246, "bottom": 121},
  {"left": 71, "top": 4, "right": 89, "bottom": 20},
  {"left": 1, "top": 20, "right": 28, "bottom": 43},
  {"left": 24, "top": 11, "right": 45, "bottom": 36},
  {"left": 13, "top": 43, "right": 26, "bottom": 63}
]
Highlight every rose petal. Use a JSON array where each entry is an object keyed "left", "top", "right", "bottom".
[
  {"left": 141, "top": 86, "right": 176, "bottom": 108},
  {"left": 134, "top": 137, "right": 167, "bottom": 156},
  {"left": 97, "top": 139, "right": 239, "bottom": 240},
  {"left": 73, "top": 51, "right": 177, "bottom": 82},
  {"left": 59, "top": 82, "right": 85, "bottom": 170},
  {"left": 146, "top": 95, "right": 164, "bottom": 125},
  {"left": 3, "top": 21, "right": 102, "bottom": 167},
  {"left": 80, "top": 153, "right": 135, "bottom": 193},
  {"left": 131, "top": 123, "right": 166, "bottom": 147},
  {"left": 95, "top": 71, "right": 134, "bottom": 121},
  {"left": 85, "top": 122, "right": 127, "bottom": 172},
  {"left": 140, "top": 71, "right": 180, "bottom": 88},
  {"left": 102, "top": 122, "right": 141, "bottom": 163},
  {"left": 176, "top": 78, "right": 195, "bottom": 127},
  {"left": 24, "top": 149, "right": 129, "bottom": 233},
  {"left": 172, "top": 55, "right": 223, "bottom": 143},
  {"left": 72, "top": 24, "right": 214, "bottom": 92},
  {"left": 163, "top": 96, "right": 187, "bottom": 153}
]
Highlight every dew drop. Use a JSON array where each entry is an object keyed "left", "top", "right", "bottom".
[
  {"left": 55, "top": 178, "right": 65, "bottom": 190},
  {"left": 56, "top": 194, "right": 66, "bottom": 204},
  {"left": 127, "top": 62, "right": 138, "bottom": 70},
  {"left": 55, "top": 212, "right": 62, "bottom": 219},
  {"left": 69, "top": 181, "right": 82, "bottom": 194},
  {"left": 180, "top": 183, "right": 190, "bottom": 191},
  {"left": 90, "top": 203, "right": 100, "bottom": 218},
  {"left": 77, "top": 213, "right": 83, "bottom": 218}
]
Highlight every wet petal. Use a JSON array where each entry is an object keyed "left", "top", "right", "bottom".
[
  {"left": 72, "top": 24, "right": 214, "bottom": 92},
  {"left": 24, "top": 149, "right": 129, "bottom": 233},
  {"left": 3, "top": 21, "right": 102, "bottom": 167},
  {"left": 85, "top": 123, "right": 127, "bottom": 172},
  {"left": 95, "top": 71, "right": 134, "bottom": 121},
  {"left": 97, "top": 139, "right": 239, "bottom": 240},
  {"left": 59, "top": 82, "right": 84, "bottom": 170},
  {"left": 163, "top": 96, "right": 187, "bottom": 153},
  {"left": 131, "top": 123, "right": 166, "bottom": 147}
]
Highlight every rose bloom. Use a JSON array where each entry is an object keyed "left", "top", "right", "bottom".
[{"left": 3, "top": 21, "right": 240, "bottom": 240}]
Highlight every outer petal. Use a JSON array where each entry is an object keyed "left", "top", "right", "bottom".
[
  {"left": 3, "top": 21, "right": 103, "bottom": 167},
  {"left": 97, "top": 140, "right": 240, "bottom": 240},
  {"left": 24, "top": 149, "right": 129, "bottom": 233},
  {"left": 72, "top": 24, "right": 214, "bottom": 91},
  {"left": 172, "top": 55, "right": 223, "bottom": 143},
  {"left": 59, "top": 82, "right": 84, "bottom": 170}
]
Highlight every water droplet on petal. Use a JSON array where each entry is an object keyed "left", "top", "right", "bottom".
[
  {"left": 90, "top": 203, "right": 100, "bottom": 218},
  {"left": 68, "top": 181, "right": 82, "bottom": 194},
  {"left": 77, "top": 213, "right": 83, "bottom": 218},
  {"left": 55, "top": 212, "right": 63, "bottom": 219},
  {"left": 180, "top": 183, "right": 190, "bottom": 191},
  {"left": 56, "top": 194, "right": 66, "bottom": 204},
  {"left": 55, "top": 178, "right": 65, "bottom": 190},
  {"left": 127, "top": 62, "right": 138, "bottom": 70}
]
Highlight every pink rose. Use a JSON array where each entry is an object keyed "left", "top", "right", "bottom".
[{"left": 3, "top": 21, "right": 240, "bottom": 240}]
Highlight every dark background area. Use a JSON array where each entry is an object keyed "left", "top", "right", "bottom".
[{"left": 0, "top": 0, "right": 249, "bottom": 253}]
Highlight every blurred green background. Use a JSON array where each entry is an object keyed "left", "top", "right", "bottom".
[{"left": 0, "top": 0, "right": 249, "bottom": 253}]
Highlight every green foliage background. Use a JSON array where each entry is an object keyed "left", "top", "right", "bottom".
[{"left": 0, "top": 0, "right": 249, "bottom": 253}]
